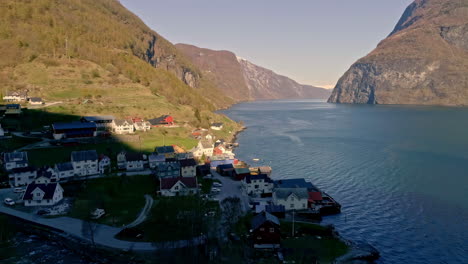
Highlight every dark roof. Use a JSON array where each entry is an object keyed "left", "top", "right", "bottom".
[
  {"left": 4, "top": 151, "right": 28, "bottom": 163},
  {"left": 37, "top": 167, "right": 55, "bottom": 179},
  {"left": 179, "top": 158, "right": 197, "bottom": 167},
  {"left": 126, "top": 152, "right": 146, "bottom": 162},
  {"left": 82, "top": 115, "right": 115, "bottom": 122},
  {"left": 245, "top": 174, "right": 272, "bottom": 184},
  {"left": 160, "top": 177, "right": 197, "bottom": 189},
  {"left": 235, "top": 168, "right": 251, "bottom": 175},
  {"left": 56, "top": 162, "right": 74, "bottom": 172},
  {"left": 274, "top": 188, "right": 309, "bottom": 200},
  {"left": 148, "top": 115, "right": 171, "bottom": 125},
  {"left": 157, "top": 162, "right": 180, "bottom": 171},
  {"left": 53, "top": 122, "right": 97, "bottom": 130},
  {"left": 251, "top": 211, "right": 280, "bottom": 230},
  {"left": 217, "top": 164, "right": 234, "bottom": 170},
  {"left": 265, "top": 205, "right": 285, "bottom": 213},
  {"left": 29, "top": 97, "right": 42, "bottom": 102},
  {"left": 6, "top": 104, "right": 21, "bottom": 109},
  {"left": 71, "top": 150, "right": 98, "bottom": 162},
  {"left": 155, "top": 146, "right": 175, "bottom": 154},
  {"left": 114, "top": 119, "right": 133, "bottom": 126},
  {"left": 274, "top": 178, "right": 318, "bottom": 191},
  {"left": 23, "top": 183, "right": 61, "bottom": 200},
  {"left": 10, "top": 166, "right": 36, "bottom": 174}
]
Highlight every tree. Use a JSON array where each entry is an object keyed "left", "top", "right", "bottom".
[
  {"left": 194, "top": 108, "right": 201, "bottom": 124},
  {"left": 220, "top": 197, "right": 242, "bottom": 233}
]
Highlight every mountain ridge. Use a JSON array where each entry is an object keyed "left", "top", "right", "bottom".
[
  {"left": 176, "top": 43, "right": 330, "bottom": 102},
  {"left": 328, "top": 0, "right": 468, "bottom": 106}
]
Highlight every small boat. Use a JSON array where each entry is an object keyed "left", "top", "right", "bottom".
[{"left": 252, "top": 158, "right": 260, "bottom": 162}]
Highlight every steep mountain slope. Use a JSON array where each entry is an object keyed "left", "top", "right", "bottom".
[
  {"left": 0, "top": 0, "right": 234, "bottom": 110},
  {"left": 237, "top": 57, "right": 331, "bottom": 100},
  {"left": 175, "top": 44, "right": 250, "bottom": 102},
  {"left": 176, "top": 44, "right": 330, "bottom": 101},
  {"left": 328, "top": 0, "right": 468, "bottom": 106}
]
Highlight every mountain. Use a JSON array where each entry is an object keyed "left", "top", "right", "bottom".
[
  {"left": 0, "top": 0, "right": 234, "bottom": 113},
  {"left": 176, "top": 44, "right": 330, "bottom": 101},
  {"left": 328, "top": 0, "right": 468, "bottom": 106}
]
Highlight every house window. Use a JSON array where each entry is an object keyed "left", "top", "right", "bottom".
[
  {"left": 175, "top": 186, "right": 179, "bottom": 190},
  {"left": 291, "top": 204, "right": 294, "bottom": 208},
  {"left": 303, "top": 203, "right": 306, "bottom": 208},
  {"left": 254, "top": 185, "right": 259, "bottom": 189},
  {"left": 270, "top": 228, "right": 274, "bottom": 233},
  {"left": 36, "top": 193, "right": 41, "bottom": 197}
]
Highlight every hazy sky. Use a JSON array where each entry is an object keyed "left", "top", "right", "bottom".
[{"left": 120, "top": 0, "right": 413, "bottom": 88}]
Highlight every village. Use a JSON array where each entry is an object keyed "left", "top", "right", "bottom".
[{"left": 0, "top": 90, "right": 346, "bottom": 263}]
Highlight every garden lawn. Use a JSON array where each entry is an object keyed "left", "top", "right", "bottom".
[
  {"left": 132, "top": 196, "right": 220, "bottom": 242},
  {"left": 66, "top": 175, "right": 157, "bottom": 227}
]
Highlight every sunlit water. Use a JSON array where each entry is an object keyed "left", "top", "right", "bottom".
[{"left": 222, "top": 99, "right": 468, "bottom": 264}]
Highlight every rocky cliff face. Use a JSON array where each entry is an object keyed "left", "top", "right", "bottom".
[
  {"left": 237, "top": 57, "right": 330, "bottom": 100},
  {"left": 176, "top": 44, "right": 330, "bottom": 101},
  {"left": 329, "top": 0, "right": 468, "bottom": 106}
]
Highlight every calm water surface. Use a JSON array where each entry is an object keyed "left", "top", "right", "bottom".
[{"left": 222, "top": 99, "right": 468, "bottom": 264}]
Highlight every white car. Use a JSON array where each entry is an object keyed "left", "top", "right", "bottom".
[
  {"left": 213, "top": 182, "right": 223, "bottom": 188},
  {"left": 14, "top": 188, "right": 25, "bottom": 193},
  {"left": 91, "top": 208, "right": 105, "bottom": 219},
  {"left": 211, "top": 187, "right": 221, "bottom": 193},
  {"left": 4, "top": 198, "right": 15, "bottom": 206}
]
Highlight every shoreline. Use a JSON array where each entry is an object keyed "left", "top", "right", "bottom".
[{"left": 223, "top": 107, "right": 380, "bottom": 264}]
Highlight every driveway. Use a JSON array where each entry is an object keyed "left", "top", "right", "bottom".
[
  {"left": 211, "top": 170, "right": 249, "bottom": 213},
  {"left": 126, "top": 194, "right": 154, "bottom": 228}
]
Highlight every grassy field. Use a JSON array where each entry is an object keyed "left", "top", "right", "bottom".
[
  {"left": 280, "top": 221, "right": 348, "bottom": 264},
  {"left": 132, "top": 196, "right": 220, "bottom": 242},
  {"left": 0, "top": 135, "right": 41, "bottom": 152},
  {"left": 65, "top": 175, "right": 157, "bottom": 227}
]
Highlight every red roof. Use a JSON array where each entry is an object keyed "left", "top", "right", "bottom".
[
  {"left": 160, "top": 177, "right": 197, "bottom": 190},
  {"left": 308, "top": 191, "right": 323, "bottom": 202}
]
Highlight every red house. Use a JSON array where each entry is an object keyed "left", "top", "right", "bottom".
[
  {"left": 149, "top": 115, "right": 174, "bottom": 127},
  {"left": 251, "top": 211, "right": 281, "bottom": 249}
]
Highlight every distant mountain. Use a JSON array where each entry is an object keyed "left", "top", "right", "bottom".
[
  {"left": 328, "top": 0, "right": 468, "bottom": 106},
  {"left": 176, "top": 44, "right": 330, "bottom": 102}
]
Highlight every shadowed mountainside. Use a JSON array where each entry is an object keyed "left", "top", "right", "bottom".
[{"left": 328, "top": 0, "right": 468, "bottom": 106}]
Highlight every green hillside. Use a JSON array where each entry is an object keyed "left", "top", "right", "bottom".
[{"left": 0, "top": 0, "right": 234, "bottom": 116}]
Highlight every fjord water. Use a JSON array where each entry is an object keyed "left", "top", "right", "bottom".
[{"left": 222, "top": 100, "right": 468, "bottom": 264}]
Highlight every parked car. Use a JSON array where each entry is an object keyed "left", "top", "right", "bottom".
[
  {"left": 213, "top": 182, "right": 223, "bottom": 188},
  {"left": 4, "top": 198, "right": 15, "bottom": 206},
  {"left": 211, "top": 187, "right": 221, "bottom": 193},
  {"left": 91, "top": 208, "right": 105, "bottom": 219}
]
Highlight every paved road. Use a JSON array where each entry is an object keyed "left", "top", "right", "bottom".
[
  {"left": 126, "top": 194, "right": 154, "bottom": 228},
  {"left": 211, "top": 170, "right": 250, "bottom": 213},
  {"left": 0, "top": 189, "right": 204, "bottom": 251}
]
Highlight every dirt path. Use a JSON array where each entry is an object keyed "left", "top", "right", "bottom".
[{"left": 126, "top": 194, "right": 154, "bottom": 228}]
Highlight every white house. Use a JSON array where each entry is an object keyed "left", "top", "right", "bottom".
[
  {"left": 55, "top": 162, "right": 75, "bottom": 180},
  {"left": 71, "top": 150, "right": 99, "bottom": 176},
  {"left": 98, "top": 155, "right": 111, "bottom": 174},
  {"left": 8, "top": 166, "right": 37, "bottom": 187},
  {"left": 22, "top": 182, "right": 64, "bottom": 207},
  {"left": 160, "top": 177, "right": 198, "bottom": 197},
  {"left": 3, "top": 90, "right": 28, "bottom": 102},
  {"left": 210, "top": 123, "right": 224, "bottom": 130},
  {"left": 243, "top": 174, "right": 274, "bottom": 196},
  {"left": 28, "top": 97, "right": 44, "bottom": 105},
  {"left": 192, "top": 139, "right": 214, "bottom": 158},
  {"left": 272, "top": 188, "right": 309, "bottom": 211},
  {"left": 113, "top": 119, "right": 134, "bottom": 134},
  {"left": 134, "top": 121, "right": 151, "bottom": 131},
  {"left": 35, "top": 166, "right": 59, "bottom": 183},
  {"left": 125, "top": 152, "right": 147, "bottom": 171},
  {"left": 148, "top": 153, "right": 166, "bottom": 169},
  {"left": 179, "top": 158, "right": 197, "bottom": 178},
  {"left": 3, "top": 151, "right": 29, "bottom": 171}
]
